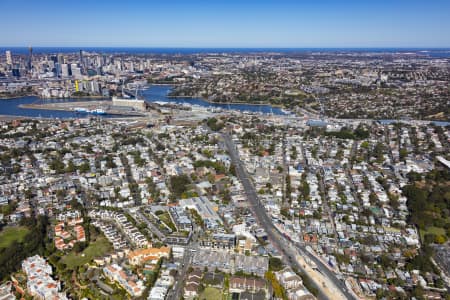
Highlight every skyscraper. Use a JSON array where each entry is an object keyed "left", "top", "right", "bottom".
[
  {"left": 79, "top": 50, "right": 84, "bottom": 72},
  {"left": 55, "top": 63, "right": 61, "bottom": 77},
  {"left": 28, "top": 46, "right": 33, "bottom": 71},
  {"left": 71, "top": 63, "right": 82, "bottom": 79},
  {"left": 61, "top": 64, "right": 69, "bottom": 77},
  {"left": 12, "top": 66, "right": 20, "bottom": 77},
  {"left": 57, "top": 54, "right": 65, "bottom": 64},
  {"left": 5, "top": 50, "right": 12, "bottom": 65}
]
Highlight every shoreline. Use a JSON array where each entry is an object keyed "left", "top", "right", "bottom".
[
  {"left": 67, "top": 95, "right": 109, "bottom": 100},
  {"left": 19, "top": 104, "right": 79, "bottom": 111},
  {"left": 18, "top": 103, "right": 146, "bottom": 117},
  {"left": 151, "top": 84, "right": 285, "bottom": 108},
  {"left": 0, "top": 94, "right": 36, "bottom": 100},
  {"left": 145, "top": 83, "right": 181, "bottom": 86},
  {"left": 166, "top": 94, "right": 284, "bottom": 108},
  {"left": 0, "top": 94, "right": 110, "bottom": 101},
  {"left": 4, "top": 86, "right": 447, "bottom": 122},
  {"left": 0, "top": 114, "right": 54, "bottom": 121},
  {"left": 0, "top": 114, "right": 146, "bottom": 121}
]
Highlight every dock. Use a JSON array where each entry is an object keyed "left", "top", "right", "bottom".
[{"left": 19, "top": 100, "right": 147, "bottom": 117}]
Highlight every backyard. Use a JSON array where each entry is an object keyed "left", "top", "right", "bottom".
[{"left": 199, "top": 287, "right": 223, "bottom": 300}]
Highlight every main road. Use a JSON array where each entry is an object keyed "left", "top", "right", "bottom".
[{"left": 222, "top": 132, "right": 356, "bottom": 300}]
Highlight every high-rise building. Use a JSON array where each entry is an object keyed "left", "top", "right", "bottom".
[
  {"left": 90, "top": 81, "right": 100, "bottom": 93},
  {"left": 61, "top": 64, "right": 69, "bottom": 77},
  {"left": 55, "top": 63, "right": 61, "bottom": 77},
  {"left": 28, "top": 46, "right": 33, "bottom": 70},
  {"left": 71, "top": 64, "right": 82, "bottom": 79},
  {"left": 57, "top": 54, "right": 65, "bottom": 64},
  {"left": 12, "top": 66, "right": 20, "bottom": 77},
  {"left": 79, "top": 50, "right": 84, "bottom": 72},
  {"left": 95, "top": 56, "right": 102, "bottom": 68},
  {"left": 5, "top": 50, "right": 12, "bottom": 65}
]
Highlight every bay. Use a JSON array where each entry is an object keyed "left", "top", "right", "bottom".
[{"left": 0, "top": 85, "right": 286, "bottom": 118}]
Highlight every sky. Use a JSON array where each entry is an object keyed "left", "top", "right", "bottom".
[{"left": 1, "top": 0, "right": 450, "bottom": 48}]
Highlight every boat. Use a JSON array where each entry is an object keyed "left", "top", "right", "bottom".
[
  {"left": 153, "top": 101, "right": 168, "bottom": 105},
  {"left": 74, "top": 107, "right": 88, "bottom": 113},
  {"left": 89, "top": 108, "right": 106, "bottom": 115},
  {"left": 207, "top": 107, "right": 224, "bottom": 113}
]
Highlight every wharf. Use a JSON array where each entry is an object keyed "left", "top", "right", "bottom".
[{"left": 19, "top": 101, "right": 147, "bottom": 117}]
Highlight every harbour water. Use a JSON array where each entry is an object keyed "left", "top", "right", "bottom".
[
  {"left": 141, "top": 85, "right": 286, "bottom": 115},
  {"left": 0, "top": 97, "right": 86, "bottom": 119},
  {"left": 0, "top": 85, "right": 286, "bottom": 118},
  {"left": 1, "top": 86, "right": 448, "bottom": 124}
]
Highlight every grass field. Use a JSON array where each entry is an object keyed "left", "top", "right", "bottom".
[
  {"left": 420, "top": 226, "right": 446, "bottom": 240},
  {"left": 199, "top": 287, "right": 222, "bottom": 300},
  {"left": 0, "top": 226, "right": 30, "bottom": 248},
  {"left": 61, "top": 236, "right": 112, "bottom": 269},
  {"left": 158, "top": 212, "right": 177, "bottom": 231}
]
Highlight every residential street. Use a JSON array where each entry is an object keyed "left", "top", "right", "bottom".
[{"left": 222, "top": 133, "right": 356, "bottom": 300}]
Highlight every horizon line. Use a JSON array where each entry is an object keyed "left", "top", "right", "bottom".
[{"left": 1, "top": 46, "right": 450, "bottom": 49}]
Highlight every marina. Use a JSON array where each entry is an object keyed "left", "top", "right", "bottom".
[{"left": 0, "top": 85, "right": 288, "bottom": 119}]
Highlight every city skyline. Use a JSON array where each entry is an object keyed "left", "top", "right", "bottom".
[{"left": 1, "top": 0, "right": 450, "bottom": 48}]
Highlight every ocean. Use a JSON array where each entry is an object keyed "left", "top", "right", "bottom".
[{"left": 0, "top": 47, "right": 449, "bottom": 57}]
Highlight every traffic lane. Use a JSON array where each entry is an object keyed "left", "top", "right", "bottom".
[
  {"left": 223, "top": 134, "right": 355, "bottom": 300},
  {"left": 223, "top": 137, "right": 334, "bottom": 299}
]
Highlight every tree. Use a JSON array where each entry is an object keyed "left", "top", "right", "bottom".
[
  {"left": 222, "top": 189, "right": 231, "bottom": 204},
  {"left": 354, "top": 125, "right": 370, "bottom": 139},
  {"left": 403, "top": 184, "right": 431, "bottom": 229},
  {"left": 300, "top": 179, "right": 310, "bottom": 199},
  {"left": 229, "top": 164, "right": 236, "bottom": 176},
  {"left": 0, "top": 216, "right": 49, "bottom": 280},
  {"left": 198, "top": 283, "right": 205, "bottom": 292},
  {"left": 0, "top": 201, "right": 17, "bottom": 215},
  {"left": 360, "top": 141, "right": 370, "bottom": 149},
  {"left": 388, "top": 193, "right": 400, "bottom": 209},
  {"left": 372, "top": 142, "right": 385, "bottom": 163},
  {"left": 407, "top": 171, "right": 422, "bottom": 182},
  {"left": 78, "top": 161, "right": 90, "bottom": 173},
  {"left": 435, "top": 234, "right": 447, "bottom": 244},
  {"left": 265, "top": 271, "right": 287, "bottom": 300},
  {"left": 73, "top": 242, "right": 87, "bottom": 253},
  {"left": 290, "top": 146, "right": 298, "bottom": 160},
  {"left": 369, "top": 192, "right": 378, "bottom": 205},
  {"left": 399, "top": 148, "right": 408, "bottom": 160},
  {"left": 49, "top": 158, "right": 65, "bottom": 174},
  {"left": 169, "top": 175, "right": 191, "bottom": 198},
  {"left": 193, "top": 160, "right": 227, "bottom": 174},
  {"left": 411, "top": 285, "right": 424, "bottom": 299},
  {"left": 379, "top": 254, "right": 394, "bottom": 269},
  {"left": 269, "top": 257, "right": 283, "bottom": 272},
  {"left": 206, "top": 118, "right": 224, "bottom": 131},
  {"left": 65, "top": 160, "right": 76, "bottom": 173},
  {"left": 313, "top": 211, "right": 321, "bottom": 219}
]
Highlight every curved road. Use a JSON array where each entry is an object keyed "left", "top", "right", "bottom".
[{"left": 222, "top": 133, "right": 356, "bottom": 300}]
